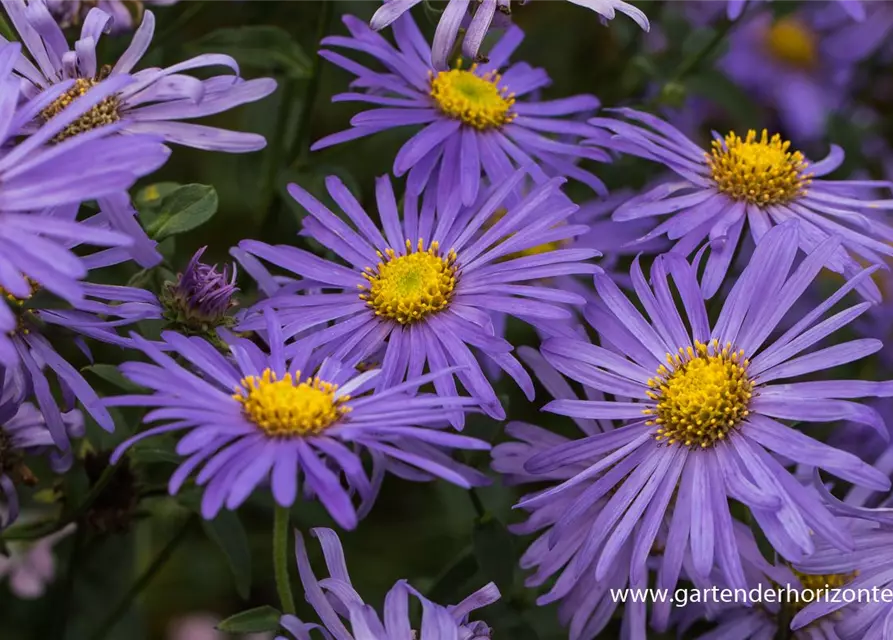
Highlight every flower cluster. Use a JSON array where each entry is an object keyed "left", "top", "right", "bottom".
[{"left": 4, "top": 2, "right": 893, "bottom": 640}]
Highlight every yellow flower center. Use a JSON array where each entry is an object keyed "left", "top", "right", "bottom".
[
  {"left": 233, "top": 369, "right": 350, "bottom": 437},
  {"left": 707, "top": 130, "right": 812, "bottom": 206},
  {"left": 645, "top": 340, "right": 753, "bottom": 448},
  {"left": 1, "top": 280, "right": 37, "bottom": 336},
  {"left": 40, "top": 76, "right": 121, "bottom": 143},
  {"left": 766, "top": 17, "right": 818, "bottom": 69},
  {"left": 429, "top": 61, "right": 516, "bottom": 130},
  {"left": 360, "top": 239, "right": 458, "bottom": 325},
  {"left": 786, "top": 569, "right": 858, "bottom": 614}
]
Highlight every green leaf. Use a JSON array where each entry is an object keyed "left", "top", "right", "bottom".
[
  {"left": 202, "top": 510, "right": 252, "bottom": 600},
  {"left": 427, "top": 547, "right": 478, "bottom": 604},
  {"left": 189, "top": 26, "right": 311, "bottom": 79},
  {"left": 145, "top": 184, "right": 218, "bottom": 242},
  {"left": 82, "top": 364, "right": 144, "bottom": 393},
  {"left": 473, "top": 515, "right": 516, "bottom": 592},
  {"left": 216, "top": 606, "right": 281, "bottom": 633}
]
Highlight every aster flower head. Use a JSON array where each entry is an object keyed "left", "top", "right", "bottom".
[
  {"left": 370, "top": 0, "right": 648, "bottom": 71},
  {"left": 589, "top": 108, "right": 893, "bottom": 300},
  {"left": 234, "top": 170, "right": 600, "bottom": 427},
  {"left": 1, "top": 380, "right": 84, "bottom": 528},
  {"left": 788, "top": 478, "right": 893, "bottom": 638},
  {"left": 507, "top": 222, "right": 893, "bottom": 615},
  {"left": 108, "top": 314, "right": 491, "bottom": 527},
  {"left": 160, "top": 247, "right": 238, "bottom": 336},
  {"left": 720, "top": 3, "right": 889, "bottom": 141},
  {"left": 314, "top": 14, "right": 611, "bottom": 217},
  {"left": 1, "top": 0, "right": 276, "bottom": 265},
  {"left": 277, "top": 527, "right": 499, "bottom": 640}
]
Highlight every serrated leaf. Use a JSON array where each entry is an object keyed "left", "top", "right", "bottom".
[
  {"left": 145, "top": 184, "right": 218, "bottom": 242},
  {"left": 189, "top": 26, "right": 311, "bottom": 78},
  {"left": 82, "top": 364, "right": 145, "bottom": 393},
  {"left": 202, "top": 510, "right": 252, "bottom": 600},
  {"left": 216, "top": 606, "right": 281, "bottom": 633},
  {"left": 473, "top": 516, "right": 516, "bottom": 592}
]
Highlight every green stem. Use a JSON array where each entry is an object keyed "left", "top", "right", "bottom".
[
  {"left": 88, "top": 516, "right": 195, "bottom": 640},
  {"left": 647, "top": 5, "right": 745, "bottom": 109},
  {"left": 2, "top": 462, "right": 119, "bottom": 542},
  {"left": 291, "top": 0, "right": 334, "bottom": 168},
  {"left": 468, "top": 488, "right": 487, "bottom": 520},
  {"left": 273, "top": 505, "right": 297, "bottom": 616}
]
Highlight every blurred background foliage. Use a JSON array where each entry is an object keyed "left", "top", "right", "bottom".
[{"left": 0, "top": 1, "right": 890, "bottom": 638}]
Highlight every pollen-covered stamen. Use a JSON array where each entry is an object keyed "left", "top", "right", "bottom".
[
  {"left": 360, "top": 239, "right": 458, "bottom": 325},
  {"left": 644, "top": 339, "right": 753, "bottom": 448},
  {"left": 429, "top": 59, "right": 516, "bottom": 130},
  {"left": 707, "top": 130, "right": 812, "bottom": 206},
  {"left": 40, "top": 73, "right": 121, "bottom": 143},
  {"left": 234, "top": 369, "right": 350, "bottom": 437},
  {"left": 0, "top": 279, "right": 38, "bottom": 337},
  {"left": 786, "top": 568, "right": 859, "bottom": 615},
  {"left": 766, "top": 17, "right": 817, "bottom": 69}
]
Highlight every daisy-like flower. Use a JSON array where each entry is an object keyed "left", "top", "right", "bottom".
[
  {"left": 516, "top": 222, "right": 892, "bottom": 604},
  {"left": 371, "top": 0, "right": 648, "bottom": 71},
  {"left": 1, "top": 0, "right": 276, "bottom": 265},
  {"left": 790, "top": 479, "right": 893, "bottom": 638},
  {"left": 720, "top": 5, "right": 880, "bottom": 141},
  {"left": 277, "top": 527, "right": 499, "bottom": 640},
  {"left": 0, "top": 38, "right": 170, "bottom": 300},
  {"left": 589, "top": 108, "right": 893, "bottom": 300},
  {"left": 234, "top": 171, "right": 599, "bottom": 425},
  {"left": 1, "top": 381, "right": 84, "bottom": 528},
  {"left": 107, "top": 316, "right": 490, "bottom": 527},
  {"left": 46, "top": 0, "right": 177, "bottom": 33},
  {"left": 314, "top": 14, "right": 610, "bottom": 217}
]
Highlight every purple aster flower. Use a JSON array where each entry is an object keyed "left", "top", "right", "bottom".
[
  {"left": 0, "top": 518, "right": 76, "bottom": 598},
  {"left": 589, "top": 108, "right": 893, "bottom": 300},
  {"left": 313, "top": 14, "right": 610, "bottom": 217},
  {"left": 0, "top": 38, "right": 170, "bottom": 288},
  {"left": 1, "top": 0, "right": 277, "bottom": 265},
  {"left": 234, "top": 171, "right": 600, "bottom": 426},
  {"left": 159, "top": 247, "right": 239, "bottom": 337},
  {"left": 790, "top": 477, "right": 893, "bottom": 638},
  {"left": 512, "top": 222, "right": 892, "bottom": 607},
  {"left": 1, "top": 380, "right": 83, "bottom": 528},
  {"left": 720, "top": 4, "right": 875, "bottom": 141},
  {"left": 46, "top": 0, "right": 178, "bottom": 33},
  {"left": 107, "top": 315, "right": 490, "bottom": 527},
  {"left": 371, "top": 0, "right": 648, "bottom": 71},
  {"left": 668, "top": 517, "right": 849, "bottom": 639},
  {"left": 277, "top": 527, "right": 499, "bottom": 640}
]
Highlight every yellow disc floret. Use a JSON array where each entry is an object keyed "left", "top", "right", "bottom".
[
  {"left": 40, "top": 75, "right": 121, "bottom": 143},
  {"left": 766, "top": 17, "right": 818, "bottom": 69},
  {"left": 360, "top": 239, "right": 458, "bottom": 325},
  {"left": 707, "top": 130, "right": 812, "bottom": 206},
  {"left": 645, "top": 339, "right": 753, "bottom": 448},
  {"left": 786, "top": 568, "right": 858, "bottom": 614},
  {"left": 429, "top": 60, "right": 516, "bottom": 130},
  {"left": 234, "top": 369, "right": 350, "bottom": 437}
]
